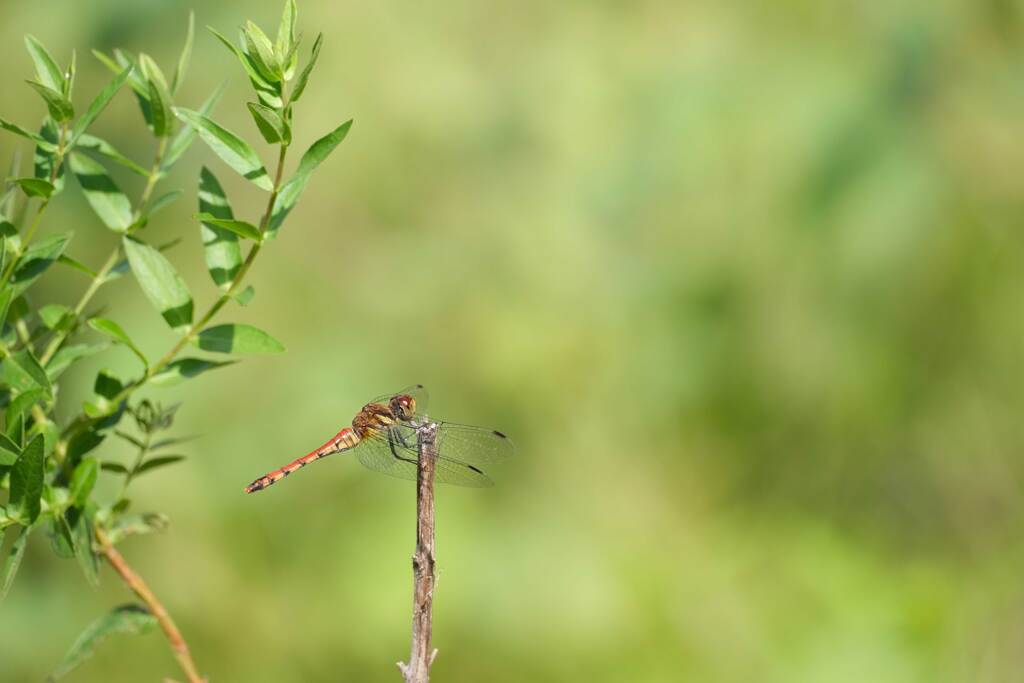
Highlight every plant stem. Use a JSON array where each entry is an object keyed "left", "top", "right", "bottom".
[
  {"left": 95, "top": 527, "right": 204, "bottom": 683},
  {"left": 398, "top": 422, "right": 439, "bottom": 683}
]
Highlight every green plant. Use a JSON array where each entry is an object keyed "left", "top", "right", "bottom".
[{"left": 0, "top": 2, "right": 350, "bottom": 680}]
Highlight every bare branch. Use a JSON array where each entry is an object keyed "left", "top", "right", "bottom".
[{"left": 398, "top": 421, "right": 438, "bottom": 682}]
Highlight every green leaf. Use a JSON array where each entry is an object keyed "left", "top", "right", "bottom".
[
  {"left": 74, "top": 134, "right": 149, "bottom": 177},
  {"left": 70, "top": 458, "right": 99, "bottom": 506},
  {"left": 50, "top": 605, "right": 157, "bottom": 680},
  {"left": 276, "top": 0, "right": 298, "bottom": 75},
  {"left": 198, "top": 167, "right": 242, "bottom": 287},
  {"left": 0, "top": 286, "right": 14, "bottom": 328},
  {"left": 69, "top": 153, "right": 133, "bottom": 231},
  {"left": 105, "top": 513, "right": 167, "bottom": 544},
  {"left": 39, "top": 303, "right": 73, "bottom": 330},
  {"left": 25, "top": 80, "right": 74, "bottom": 122},
  {"left": 146, "top": 190, "right": 182, "bottom": 218},
  {"left": 46, "top": 343, "right": 106, "bottom": 381},
  {"left": 192, "top": 324, "right": 285, "bottom": 354},
  {"left": 1, "top": 349, "right": 53, "bottom": 398},
  {"left": 290, "top": 33, "right": 322, "bottom": 104},
  {"left": 232, "top": 285, "right": 255, "bottom": 306},
  {"left": 57, "top": 254, "right": 98, "bottom": 278},
  {"left": 244, "top": 22, "right": 281, "bottom": 83},
  {"left": 172, "top": 11, "right": 195, "bottom": 95},
  {"left": 9, "top": 435, "right": 44, "bottom": 525},
  {"left": 207, "top": 26, "right": 275, "bottom": 90},
  {"left": 69, "top": 65, "right": 133, "bottom": 145},
  {"left": 162, "top": 83, "right": 223, "bottom": 172},
  {"left": 150, "top": 358, "right": 235, "bottom": 387},
  {"left": 1, "top": 526, "right": 30, "bottom": 602},
  {"left": 247, "top": 101, "right": 288, "bottom": 144},
  {"left": 25, "top": 35, "right": 65, "bottom": 92},
  {"left": 70, "top": 506, "right": 99, "bottom": 587},
  {"left": 12, "top": 232, "right": 71, "bottom": 296},
  {"left": 195, "top": 213, "right": 262, "bottom": 241},
  {"left": 10, "top": 177, "right": 55, "bottom": 199},
  {"left": 123, "top": 236, "right": 193, "bottom": 331},
  {"left": 136, "top": 454, "right": 185, "bottom": 474},
  {"left": 65, "top": 49, "right": 77, "bottom": 99},
  {"left": 33, "top": 118, "right": 66, "bottom": 194},
  {"left": 88, "top": 318, "right": 147, "bottom": 368},
  {"left": 268, "top": 120, "right": 352, "bottom": 237},
  {"left": 0, "top": 116, "right": 58, "bottom": 151},
  {"left": 101, "top": 461, "right": 129, "bottom": 474},
  {"left": 139, "top": 54, "right": 173, "bottom": 137},
  {"left": 173, "top": 108, "right": 273, "bottom": 190}
]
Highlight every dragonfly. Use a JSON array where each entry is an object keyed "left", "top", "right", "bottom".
[{"left": 245, "top": 385, "right": 513, "bottom": 493}]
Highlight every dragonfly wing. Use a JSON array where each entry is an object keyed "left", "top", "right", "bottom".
[
  {"left": 435, "top": 421, "right": 515, "bottom": 467},
  {"left": 356, "top": 428, "right": 493, "bottom": 487}
]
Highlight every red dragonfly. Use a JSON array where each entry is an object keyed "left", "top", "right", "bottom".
[{"left": 245, "top": 385, "right": 513, "bottom": 493}]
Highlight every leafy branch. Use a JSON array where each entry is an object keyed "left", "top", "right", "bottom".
[{"left": 0, "top": 2, "right": 351, "bottom": 680}]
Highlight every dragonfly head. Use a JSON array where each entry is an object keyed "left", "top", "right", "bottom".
[{"left": 389, "top": 394, "right": 417, "bottom": 421}]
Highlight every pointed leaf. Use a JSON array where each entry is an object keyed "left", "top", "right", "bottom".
[
  {"left": 1, "top": 526, "right": 30, "bottom": 602},
  {"left": 25, "top": 81, "right": 74, "bottom": 121},
  {"left": 232, "top": 285, "right": 255, "bottom": 307},
  {"left": 9, "top": 434, "right": 44, "bottom": 525},
  {"left": 136, "top": 454, "right": 186, "bottom": 474},
  {"left": 105, "top": 513, "right": 167, "bottom": 544},
  {"left": 276, "top": 0, "right": 298, "bottom": 69},
  {"left": 0, "top": 287, "right": 12, "bottom": 328},
  {"left": 39, "top": 303, "right": 73, "bottom": 330},
  {"left": 192, "top": 323, "right": 285, "bottom": 354},
  {"left": 0, "top": 116, "right": 57, "bottom": 151},
  {"left": 10, "top": 177, "right": 55, "bottom": 199},
  {"left": 69, "top": 153, "right": 133, "bottom": 231},
  {"left": 290, "top": 33, "right": 322, "bottom": 104},
  {"left": 247, "top": 102, "right": 288, "bottom": 144},
  {"left": 172, "top": 11, "right": 195, "bottom": 95},
  {"left": 69, "top": 65, "right": 133, "bottom": 145},
  {"left": 12, "top": 232, "right": 71, "bottom": 296},
  {"left": 88, "top": 318, "right": 147, "bottom": 368},
  {"left": 140, "top": 54, "right": 173, "bottom": 137},
  {"left": 244, "top": 22, "right": 281, "bottom": 83},
  {"left": 268, "top": 120, "right": 352, "bottom": 237},
  {"left": 173, "top": 108, "right": 273, "bottom": 190},
  {"left": 146, "top": 190, "right": 182, "bottom": 218},
  {"left": 198, "top": 167, "right": 242, "bottom": 287},
  {"left": 70, "top": 458, "right": 99, "bottom": 506},
  {"left": 57, "top": 254, "right": 98, "bottom": 278},
  {"left": 207, "top": 26, "right": 274, "bottom": 90},
  {"left": 151, "top": 358, "right": 235, "bottom": 387},
  {"left": 75, "top": 134, "right": 148, "bottom": 177},
  {"left": 163, "top": 83, "right": 223, "bottom": 171},
  {"left": 70, "top": 507, "right": 99, "bottom": 587},
  {"left": 50, "top": 605, "right": 157, "bottom": 680},
  {"left": 195, "top": 214, "right": 262, "bottom": 241},
  {"left": 25, "top": 36, "right": 65, "bottom": 92},
  {"left": 123, "top": 236, "right": 193, "bottom": 331}
]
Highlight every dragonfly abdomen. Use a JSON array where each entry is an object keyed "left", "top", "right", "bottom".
[{"left": 244, "top": 427, "right": 360, "bottom": 493}]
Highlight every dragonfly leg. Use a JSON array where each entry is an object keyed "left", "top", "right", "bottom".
[{"left": 388, "top": 428, "right": 419, "bottom": 465}]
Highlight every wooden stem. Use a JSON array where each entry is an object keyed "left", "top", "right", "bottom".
[
  {"left": 95, "top": 528, "right": 205, "bottom": 683},
  {"left": 398, "top": 422, "right": 439, "bottom": 682}
]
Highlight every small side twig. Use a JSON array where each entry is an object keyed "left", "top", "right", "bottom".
[
  {"left": 398, "top": 422, "right": 439, "bottom": 683},
  {"left": 95, "top": 528, "right": 205, "bottom": 683}
]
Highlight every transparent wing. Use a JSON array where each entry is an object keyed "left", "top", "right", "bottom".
[
  {"left": 355, "top": 426, "right": 493, "bottom": 487},
  {"left": 435, "top": 421, "right": 515, "bottom": 466},
  {"left": 367, "top": 384, "right": 429, "bottom": 414}
]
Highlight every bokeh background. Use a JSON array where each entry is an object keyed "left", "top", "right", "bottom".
[{"left": 2, "top": 0, "right": 1024, "bottom": 681}]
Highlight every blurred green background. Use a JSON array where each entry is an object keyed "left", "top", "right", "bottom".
[{"left": 3, "top": 0, "right": 1024, "bottom": 681}]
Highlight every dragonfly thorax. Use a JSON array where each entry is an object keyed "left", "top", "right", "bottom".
[{"left": 352, "top": 402, "right": 400, "bottom": 439}]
